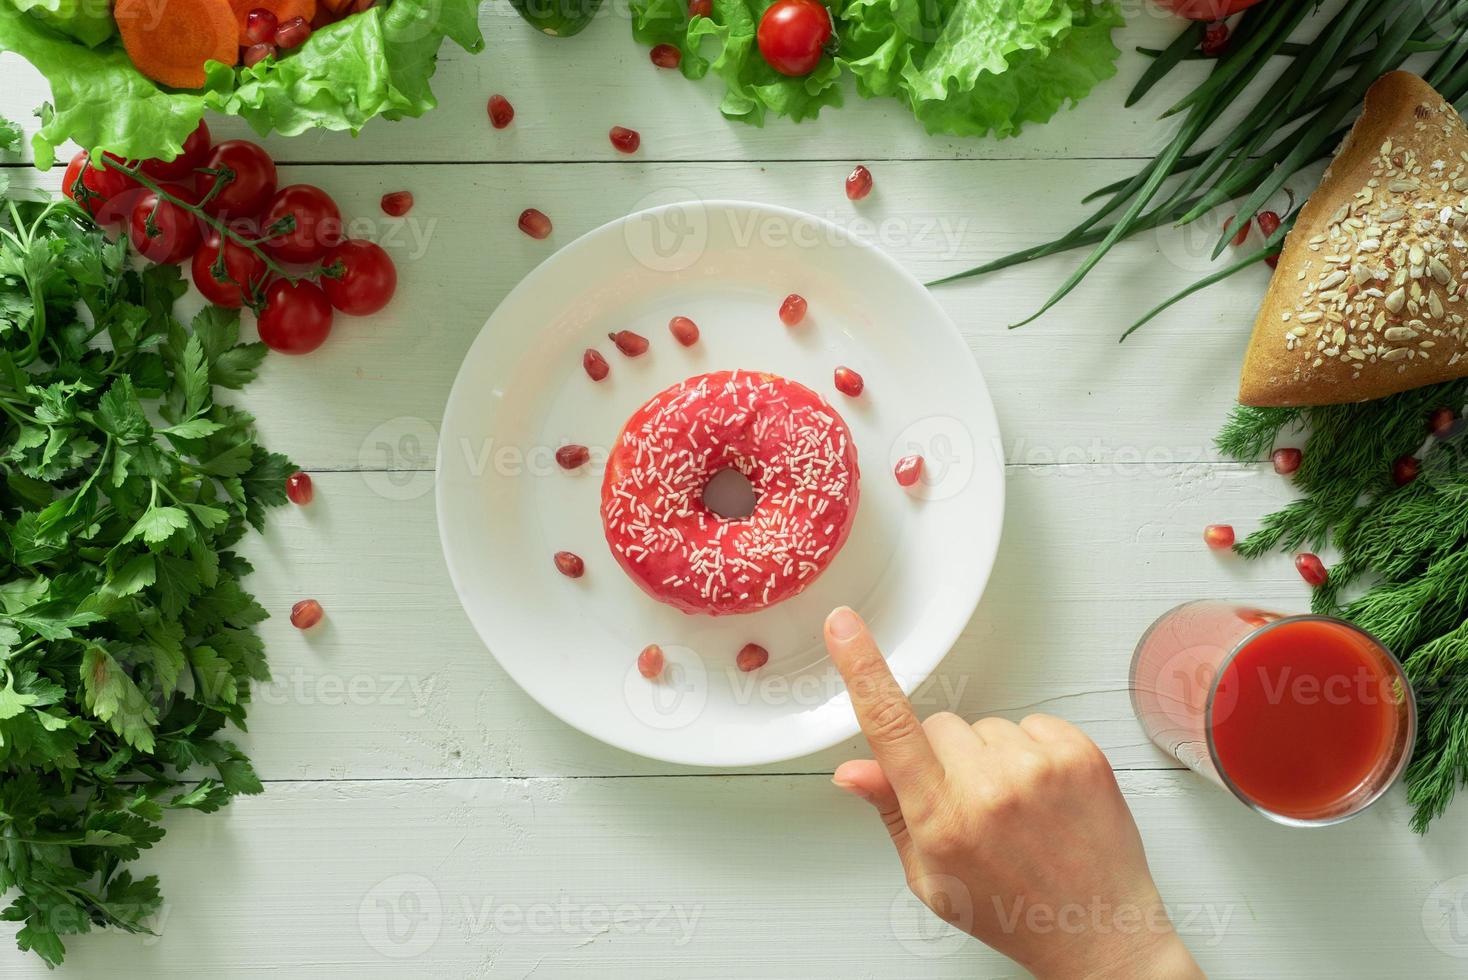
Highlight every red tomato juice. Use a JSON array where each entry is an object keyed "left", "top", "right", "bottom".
[{"left": 1209, "top": 618, "right": 1401, "bottom": 819}]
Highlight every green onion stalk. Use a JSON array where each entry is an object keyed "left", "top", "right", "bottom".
[{"left": 931, "top": 0, "right": 1468, "bottom": 340}]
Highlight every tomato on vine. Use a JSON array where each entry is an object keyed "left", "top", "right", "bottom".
[
  {"left": 196, "top": 139, "right": 278, "bottom": 218},
  {"left": 257, "top": 278, "right": 334, "bottom": 354},
  {"left": 319, "top": 240, "right": 397, "bottom": 316},
  {"left": 192, "top": 231, "right": 269, "bottom": 308},
  {"left": 260, "top": 184, "right": 344, "bottom": 263},
  {"left": 62, "top": 151, "right": 137, "bottom": 224},
  {"left": 757, "top": 0, "right": 832, "bottom": 77},
  {"left": 128, "top": 185, "right": 203, "bottom": 264}
]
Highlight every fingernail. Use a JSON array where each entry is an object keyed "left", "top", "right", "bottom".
[
  {"left": 828, "top": 606, "right": 862, "bottom": 641},
  {"left": 832, "top": 776, "right": 873, "bottom": 802}
]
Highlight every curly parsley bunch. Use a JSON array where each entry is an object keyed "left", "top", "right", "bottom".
[{"left": 0, "top": 156, "right": 294, "bottom": 965}]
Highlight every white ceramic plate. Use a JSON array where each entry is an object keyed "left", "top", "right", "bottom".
[{"left": 437, "top": 200, "right": 1004, "bottom": 766}]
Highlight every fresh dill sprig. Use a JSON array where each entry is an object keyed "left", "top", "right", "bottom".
[{"left": 1216, "top": 379, "right": 1468, "bottom": 832}]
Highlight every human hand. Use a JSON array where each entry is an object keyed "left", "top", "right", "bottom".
[{"left": 824, "top": 606, "right": 1204, "bottom": 979}]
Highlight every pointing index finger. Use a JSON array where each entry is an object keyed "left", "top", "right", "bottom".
[{"left": 825, "top": 607, "right": 941, "bottom": 800}]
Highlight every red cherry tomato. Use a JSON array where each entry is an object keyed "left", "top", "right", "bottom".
[
  {"left": 258, "top": 184, "right": 343, "bottom": 263},
  {"left": 196, "top": 140, "right": 278, "bottom": 218},
  {"left": 128, "top": 184, "right": 203, "bottom": 264},
  {"left": 62, "top": 151, "right": 138, "bottom": 224},
  {"left": 1153, "top": 0, "right": 1267, "bottom": 19},
  {"left": 140, "top": 119, "right": 213, "bottom": 182},
  {"left": 757, "top": 0, "right": 831, "bottom": 77},
  {"left": 319, "top": 240, "right": 397, "bottom": 316},
  {"left": 257, "top": 278, "right": 333, "bottom": 354},
  {"left": 192, "top": 231, "right": 269, "bottom": 308}
]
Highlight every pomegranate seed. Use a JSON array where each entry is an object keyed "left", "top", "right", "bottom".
[
  {"left": 1271, "top": 447, "right": 1302, "bottom": 475},
  {"left": 608, "top": 330, "right": 649, "bottom": 356},
  {"left": 518, "top": 208, "right": 552, "bottom": 239},
  {"left": 244, "top": 7, "right": 277, "bottom": 44},
  {"left": 845, "top": 164, "right": 873, "bottom": 201},
  {"left": 689, "top": 0, "right": 710, "bottom": 15},
  {"left": 1393, "top": 454, "right": 1420, "bottom": 486},
  {"left": 380, "top": 191, "right": 413, "bottom": 216},
  {"left": 274, "top": 15, "right": 311, "bottom": 49},
  {"left": 736, "top": 643, "right": 769, "bottom": 672},
  {"left": 556, "top": 445, "right": 590, "bottom": 470},
  {"left": 1229, "top": 215, "right": 1250, "bottom": 248},
  {"left": 1430, "top": 407, "right": 1456, "bottom": 438},
  {"left": 285, "top": 471, "right": 314, "bottom": 505},
  {"left": 290, "top": 598, "right": 324, "bottom": 630},
  {"left": 554, "top": 551, "right": 585, "bottom": 578},
  {"left": 1201, "top": 21, "right": 1229, "bottom": 57},
  {"left": 242, "top": 42, "right": 275, "bottom": 67},
  {"left": 1257, "top": 210, "right": 1281, "bottom": 238},
  {"left": 779, "top": 293, "right": 807, "bottom": 326},
  {"left": 650, "top": 43, "right": 682, "bottom": 68},
  {"left": 609, "top": 126, "right": 641, "bottom": 153},
  {"left": 834, "top": 366, "right": 864, "bottom": 397},
  {"left": 1294, "top": 552, "right": 1328, "bottom": 587},
  {"left": 893, "top": 454, "right": 924, "bottom": 487},
  {"left": 1203, "top": 524, "right": 1235, "bottom": 550},
  {"left": 488, "top": 94, "right": 514, "bottom": 129},
  {"left": 668, "top": 315, "right": 699, "bottom": 346},
  {"left": 638, "top": 644, "right": 665, "bottom": 679},
  {"left": 583, "top": 348, "right": 610, "bottom": 381}
]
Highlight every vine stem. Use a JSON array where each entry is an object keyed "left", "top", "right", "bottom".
[{"left": 86, "top": 158, "right": 297, "bottom": 285}]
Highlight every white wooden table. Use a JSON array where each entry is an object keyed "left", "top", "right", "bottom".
[{"left": 4, "top": 7, "right": 1468, "bottom": 977}]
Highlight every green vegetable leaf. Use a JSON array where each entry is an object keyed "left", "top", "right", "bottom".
[
  {"left": 122, "top": 505, "right": 191, "bottom": 549},
  {"left": 841, "top": 0, "right": 1123, "bottom": 138},
  {"left": 101, "top": 554, "right": 156, "bottom": 600},
  {"left": 96, "top": 376, "right": 150, "bottom": 443},
  {"left": 179, "top": 334, "right": 211, "bottom": 419},
  {"left": 0, "top": 3, "right": 206, "bottom": 168},
  {"left": 0, "top": 186, "right": 296, "bottom": 965},
  {"left": 207, "top": 0, "right": 486, "bottom": 138},
  {"left": 79, "top": 644, "right": 157, "bottom": 752},
  {"left": 0, "top": 0, "right": 484, "bottom": 166},
  {"left": 0, "top": 676, "right": 39, "bottom": 720},
  {"left": 192, "top": 307, "right": 267, "bottom": 389},
  {"left": 10, "top": 0, "right": 115, "bottom": 47},
  {"left": 630, "top": 0, "right": 1121, "bottom": 136}
]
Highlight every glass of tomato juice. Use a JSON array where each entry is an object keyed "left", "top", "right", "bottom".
[{"left": 1130, "top": 601, "right": 1415, "bottom": 826}]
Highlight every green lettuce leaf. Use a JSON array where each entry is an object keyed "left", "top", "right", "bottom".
[
  {"left": 0, "top": 2, "right": 206, "bottom": 168},
  {"left": 840, "top": 0, "right": 1123, "bottom": 138},
  {"left": 0, "top": 0, "right": 485, "bottom": 169},
  {"left": 10, "top": 0, "right": 114, "bottom": 47},
  {"left": 628, "top": 0, "right": 1121, "bottom": 137},
  {"left": 632, "top": 0, "right": 842, "bottom": 126},
  {"left": 211, "top": 0, "right": 486, "bottom": 137}
]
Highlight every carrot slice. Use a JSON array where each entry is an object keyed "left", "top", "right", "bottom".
[
  {"left": 116, "top": 0, "right": 238, "bottom": 90},
  {"left": 228, "top": 0, "right": 318, "bottom": 45}
]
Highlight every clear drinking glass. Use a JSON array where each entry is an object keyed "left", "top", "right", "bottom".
[{"left": 1129, "top": 600, "right": 1416, "bottom": 827}]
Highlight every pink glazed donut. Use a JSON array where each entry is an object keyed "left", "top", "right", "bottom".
[{"left": 601, "top": 370, "right": 861, "bottom": 615}]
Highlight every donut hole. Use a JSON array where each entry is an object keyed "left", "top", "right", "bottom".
[{"left": 702, "top": 468, "right": 758, "bottom": 520}]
